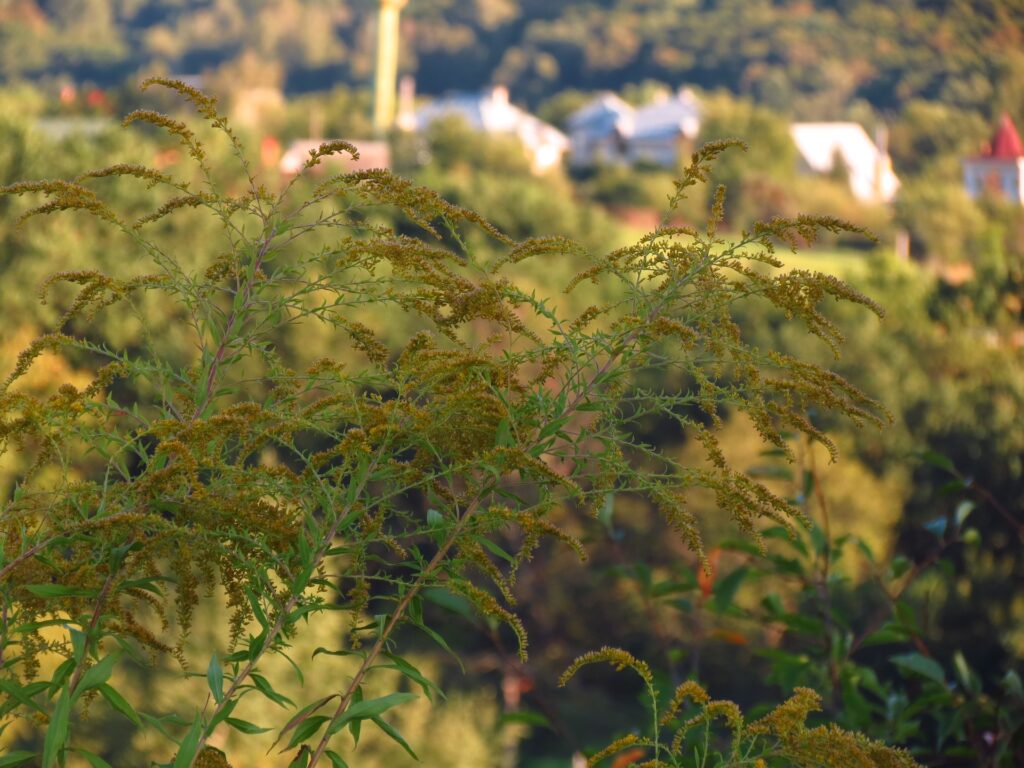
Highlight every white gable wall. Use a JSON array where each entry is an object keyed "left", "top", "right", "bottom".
[{"left": 790, "top": 122, "right": 900, "bottom": 203}]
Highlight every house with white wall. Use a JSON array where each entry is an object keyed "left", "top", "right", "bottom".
[
  {"left": 567, "top": 87, "right": 701, "bottom": 169},
  {"left": 566, "top": 93, "right": 634, "bottom": 168},
  {"left": 409, "top": 86, "right": 569, "bottom": 174},
  {"left": 963, "top": 113, "right": 1024, "bottom": 204},
  {"left": 789, "top": 122, "right": 900, "bottom": 203},
  {"left": 626, "top": 88, "right": 701, "bottom": 168}
]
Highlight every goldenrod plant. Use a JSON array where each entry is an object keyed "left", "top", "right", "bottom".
[
  {"left": 559, "top": 647, "right": 918, "bottom": 767},
  {"left": 0, "top": 79, "right": 892, "bottom": 767}
]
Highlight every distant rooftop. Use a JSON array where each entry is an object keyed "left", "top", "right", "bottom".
[
  {"left": 984, "top": 112, "right": 1024, "bottom": 159},
  {"left": 412, "top": 86, "right": 568, "bottom": 173}
]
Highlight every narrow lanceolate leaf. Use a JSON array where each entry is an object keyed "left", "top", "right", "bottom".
[
  {"left": 325, "top": 693, "right": 418, "bottom": 736},
  {"left": 287, "top": 746, "right": 311, "bottom": 768},
  {"left": 0, "top": 751, "right": 36, "bottom": 767},
  {"left": 272, "top": 695, "right": 339, "bottom": 751},
  {"left": 172, "top": 713, "right": 204, "bottom": 768},
  {"left": 23, "top": 584, "right": 96, "bottom": 599},
  {"left": 225, "top": 717, "right": 273, "bottom": 734},
  {"left": 324, "top": 751, "right": 349, "bottom": 768},
  {"left": 0, "top": 680, "right": 48, "bottom": 716},
  {"left": 251, "top": 672, "right": 295, "bottom": 708},
  {"left": 71, "top": 748, "right": 114, "bottom": 768},
  {"left": 42, "top": 689, "right": 72, "bottom": 768},
  {"left": 72, "top": 654, "right": 120, "bottom": 700},
  {"left": 207, "top": 653, "right": 224, "bottom": 703},
  {"left": 284, "top": 716, "right": 330, "bottom": 750},
  {"left": 891, "top": 653, "right": 945, "bottom": 685},
  {"left": 207, "top": 699, "right": 238, "bottom": 732},
  {"left": 98, "top": 683, "right": 141, "bottom": 726},
  {"left": 382, "top": 653, "right": 445, "bottom": 701},
  {"left": 371, "top": 715, "right": 418, "bottom": 760}
]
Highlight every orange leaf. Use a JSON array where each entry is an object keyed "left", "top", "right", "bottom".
[
  {"left": 710, "top": 629, "right": 748, "bottom": 646},
  {"left": 697, "top": 548, "right": 721, "bottom": 598},
  {"left": 611, "top": 747, "right": 648, "bottom": 768}
]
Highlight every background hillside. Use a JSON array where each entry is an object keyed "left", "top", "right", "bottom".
[{"left": 4, "top": 0, "right": 1024, "bottom": 119}]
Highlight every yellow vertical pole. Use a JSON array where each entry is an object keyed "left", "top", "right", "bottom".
[{"left": 373, "top": 0, "right": 407, "bottom": 136}]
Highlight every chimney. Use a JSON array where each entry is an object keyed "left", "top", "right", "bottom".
[
  {"left": 491, "top": 84, "right": 509, "bottom": 108},
  {"left": 396, "top": 74, "right": 416, "bottom": 132}
]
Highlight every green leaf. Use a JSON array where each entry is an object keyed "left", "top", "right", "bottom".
[
  {"left": 312, "top": 647, "right": 361, "bottom": 659},
  {"left": 245, "top": 587, "right": 269, "bottom": 629},
  {"left": 475, "top": 535, "right": 516, "bottom": 564},
  {"left": 859, "top": 623, "right": 911, "bottom": 647},
  {"left": 0, "top": 679, "right": 48, "bottom": 716},
  {"left": 326, "top": 693, "right": 418, "bottom": 736},
  {"left": 98, "top": 684, "right": 141, "bottom": 726},
  {"left": 23, "top": 584, "right": 97, "bottom": 598},
  {"left": 287, "top": 746, "right": 311, "bottom": 768},
  {"left": 0, "top": 752, "right": 36, "bottom": 767},
  {"left": 285, "top": 716, "right": 330, "bottom": 750},
  {"left": 888, "top": 555, "right": 911, "bottom": 580},
  {"left": 498, "top": 709, "right": 552, "bottom": 729},
  {"left": 325, "top": 751, "right": 349, "bottom": 768},
  {"left": 953, "top": 651, "right": 980, "bottom": 696},
  {"left": 349, "top": 687, "right": 363, "bottom": 746},
  {"left": 1002, "top": 669, "right": 1024, "bottom": 701},
  {"left": 598, "top": 492, "right": 615, "bottom": 532},
  {"left": 891, "top": 653, "right": 945, "bottom": 685},
  {"left": 48, "top": 659, "right": 75, "bottom": 693},
  {"left": 207, "top": 653, "right": 224, "bottom": 704},
  {"left": 712, "top": 567, "right": 748, "bottom": 613},
  {"left": 423, "top": 587, "right": 474, "bottom": 620},
  {"left": 251, "top": 673, "right": 294, "bottom": 708},
  {"left": 67, "top": 626, "right": 86, "bottom": 662},
  {"left": 411, "top": 620, "right": 464, "bottom": 672},
  {"left": 271, "top": 695, "right": 338, "bottom": 752},
  {"left": 495, "top": 418, "right": 513, "bottom": 447},
  {"left": 426, "top": 508, "right": 444, "bottom": 529},
  {"left": 954, "top": 500, "right": 975, "bottom": 529},
  {"left": 71, "top": 748, "right": 114, "bottom": 768},
  {"left": 73, "top": 654, "right": 119, "bottom": 700},
  {"left": 719, "top": 537, "right": 762, "bottom": 557},
  {"left": 382, "top": 653, "right": 444, "bottom": 701},
  {"left": 225, "top": 717, "right": 273, "bottom": 734},
  {"left": 42, "top": 689, "right": 71, "bottom": 768},
  {"left": 207, "top": 699, "right": 238, "bottom": 732},
  {"left": 172, "top": 713, "right": 204, "bottom": 768},
  {"left": 371, "top": 715, "right": 418, "bottom": 759},
  {"left": 920, "top": 450, "right": 955, "bottom": 473}
]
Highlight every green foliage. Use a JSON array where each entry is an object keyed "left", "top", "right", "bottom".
[
  {"left": 559, "top": 646, "right": 917, "bottom": 767},
  {"left": 8, "top": 0, "right": 1024, "bottom": 123},
  {"left": 0, "top": 80, "right": 889, "bottom": 766}
]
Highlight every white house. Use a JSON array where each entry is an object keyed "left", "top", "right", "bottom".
[
  {"left": 963, "top": 113, "right": 1024, "bottom": 204},
  {"left": 626, "top": 88, "right": 701, "bottom": 167},
  {"left": 566, "top": 92, "right": 634, "bottom": 168},
  {"left": 567, "top": 87, "right": 702, "bottom": 169},
  {"left": 789, "top": 122, "right": 900, "bottom": 203},
  {"left": 410, "top": 86, "right": 569, "bottom": 174}
]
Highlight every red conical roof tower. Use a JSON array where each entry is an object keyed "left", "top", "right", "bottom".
[{"left": 987, "top": 112, "right": 1024, "bottom": 158}]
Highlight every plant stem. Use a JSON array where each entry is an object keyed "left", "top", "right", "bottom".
[
  {"left": 306, "top": 497, "right": 482, "bottom": 767},
  {"left": 186, "top": 452, "right": 384, "bottom": 765}
]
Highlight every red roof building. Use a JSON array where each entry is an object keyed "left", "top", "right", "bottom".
[
  {"left": 987, "top": 113, "right": 1024, "bottom": 159},
  {"left": 964, "top": 113, "right": 1024, "bottom": 203}
]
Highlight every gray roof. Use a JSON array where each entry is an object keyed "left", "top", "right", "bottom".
[
  {"left": 631, "top": 89, "right": 701, "bottom": 140},
  {"left": 566, "top": 93, "right": 633, "bottom": 135}
]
